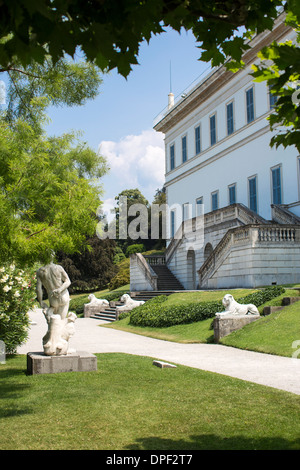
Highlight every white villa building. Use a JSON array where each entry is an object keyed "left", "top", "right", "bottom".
[{"left": 130, "top": 14, "right": 300, "bottom": 292}]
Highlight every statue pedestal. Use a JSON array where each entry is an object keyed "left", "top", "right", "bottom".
[
  {"left": 27, "top": 351, "right": 97, "bottom": 375},
  {"left": 213, "top": 315, "right": 260, "bottom": 343},
  {"left": 84, "top": 304, "right": 105, "bottom": 318}
]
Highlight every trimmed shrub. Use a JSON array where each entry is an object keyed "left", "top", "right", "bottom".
[{"left": 129, "top": 286, "right": 286, "bottom": 328}]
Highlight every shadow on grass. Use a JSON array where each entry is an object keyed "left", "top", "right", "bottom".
[
  {"left": 125, "top": 434, "right": 300, "bottom": 451},
  {"left": 0, "top": 360, "right": 33, "bottom": 419}
]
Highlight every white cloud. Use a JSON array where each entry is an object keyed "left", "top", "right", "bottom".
[{"left": 99, "top": 129, "right": 165, "bottom": 205}]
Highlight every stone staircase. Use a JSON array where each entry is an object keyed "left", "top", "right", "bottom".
[
  {"left": 150, "top": 264, "right": 185, "bottom": 291},
  {"left": 89, "top": 300, "right": 124, "bottom": 322},
  {"left": 89, "top": 289, "right": 183, "bottom": 322}
]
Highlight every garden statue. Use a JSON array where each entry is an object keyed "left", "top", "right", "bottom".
[
  {"left": 86, "top": 294, "right": 109, "bottom": 308},
  {"left": 116, "top": 294, "right": 145, "bottom": 314},
  {"left": 215, "top": 294, "right": 260, "bottom": 317},
  {"left": 36, "top": 261, "right": 76, "bottom": 356}
]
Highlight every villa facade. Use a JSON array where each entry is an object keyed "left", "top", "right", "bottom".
[{"left": 130, "top": 14, "right": 300, "bottom": 292}]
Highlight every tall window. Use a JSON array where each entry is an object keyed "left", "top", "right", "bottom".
[
  {"left": 170, "top": 144, "right": 175, "bottom": 171},
  {"left": 170, "top": 210, "right": 176, "bottom": 238},
  {"left": 195, "top": 125, "right": 201, "bottom": 154},
  {"left": 211, "top": 191, "right": 218, "bottom": 211},
  {"left": 228, "top": 184, "right": 236, "bottom": 205},
  {"left": 269, "top": 85, "right": 277, "bottom": 109},
  {"left": 226, "top": 102, "right": 234, "bottom": 135},
  {"left": 246, "top": 87, "right": 254, "bottom": 123},
  {"left": 210, "top": 114, "right": 216, "bottom": 146},
  {"left": 248, "top": 176, "right": 257, "bottom": 213},
  {"left": 196, "top": 197, "right": 203, "bottom": 217},
  {"left": 182, "top": 203, "right": 190, "bottom": 221},
  {"left": 272, "top": 166, "right": 282, "bottom": 204},
  {"left": 182, "top": 135, "right": 187, "bottom": 163}
]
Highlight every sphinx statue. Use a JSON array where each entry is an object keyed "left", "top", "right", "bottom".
[{"left": 215, "top": 294, "right": 260, "bottom": 317}]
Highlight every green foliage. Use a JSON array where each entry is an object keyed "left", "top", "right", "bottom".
[
  {"left": 117, "top": 310, "right": 131, "bottom": 321},
  {"left": 0, "top": 118, "right": 108, "bottom": 266},
  {"left": 237, "top": 286, "right": 285, "bottom": 307},
  {"left": 0, "top": 0, "right": 287, "bottom": 77},
  {"left": 57, "top": 237, "right": 117, "bottom": 294},
  {"left": 5, "top": 58, "right": 103, "bottom": 128},
  {"left": 108, "top": 258, "right": 130, "bottom": 291},
  {"left": 0, "top": 2, "right": 299, "bottom": 153},
  {"left": 125, "top": 244, "right": 146, "bottom": 257},
  {"left": 0, "top": 263, "right": 37, "bottom": 353},
  {"left": 129, "top": 286, "right": 286, "bottom": 328},
  {"left": 251, "top": 17, "right": 300, "bottom": 151},
  {"left": 113, "top": 247, "right": 126, "bottom": 265}
]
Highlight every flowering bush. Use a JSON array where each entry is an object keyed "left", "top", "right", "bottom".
[{"left": 0, "top": 264, "right": 37, "bottom": 354}]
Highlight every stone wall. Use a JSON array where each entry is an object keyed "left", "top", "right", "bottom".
[
  {"left": 130, "top": 254, "right": 156, "bottom": 292},
  {"left": 213, "top": 315, "right": 260, "bottom": 342},
  {"left": 207, "top": 243, "right": 300, "bottom": 289}
]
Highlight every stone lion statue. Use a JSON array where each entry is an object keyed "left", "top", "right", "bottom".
[
  {"left": 216, "top": 294, "right": 259, "bottom": 317},
  {"left": 87, "top": 294, "right": 109, "bottom": 307},
  {"left": 116, "top": 294, "right": 145, "bottom": 313}
]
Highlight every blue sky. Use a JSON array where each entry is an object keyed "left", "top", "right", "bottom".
[{"left": 43, "top": 28, "right": 211, "bottom": 217}]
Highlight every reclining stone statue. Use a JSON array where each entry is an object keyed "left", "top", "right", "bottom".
[
  {"left": 215, "top": 294, "right": 260, "bottom": 317},
  {"left": 86, "top": 294, "right": 109, "bottom": 308},
  {"left": 116, "top": 294, "right": 145, "bottom": 313},
  {"left": 36, "top": 261, "right": 76, "bottom": 356}
]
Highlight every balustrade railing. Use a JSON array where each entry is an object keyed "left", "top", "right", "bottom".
[
  {"left": 135, "top": 253, "right": 158, "bottom": 290},
  {"left": 258, "top": 226, "right": 296, "bottom": 242},
  {"left": 198, "top": 224, "right": 300, "bottom": 287},
  {"left": 144, "top": 255, "right": 166, "bottom": 265}
]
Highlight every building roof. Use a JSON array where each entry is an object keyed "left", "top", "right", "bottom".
[{"left": 153, "top": 13, "right": 291, "bottom": 134}]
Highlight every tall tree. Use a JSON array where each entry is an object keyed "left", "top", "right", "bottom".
[
  {"left": 57, "top": 236, "right": 117, "bottom": 293},
  {"left": 0, "top": 118, "right": 108, "bottom": 266},
  {"left": 114, "top": 188, "right": 149, "bottom": 252},
  {"left": 4, "top": 57, "right": 103, "bottom": 128}
]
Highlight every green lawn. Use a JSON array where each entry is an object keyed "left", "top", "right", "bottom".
[
  {"left": 1, "top": 353, "right": 300, "bottom": 450},
  {"left": 220, "top": 300, "right": 300, "bottom": 357},
  {"left": 105, "top": 289, "right": 258, "bottom": 344},
  {"left": 104, "top": 315, "right": 215, "bottom": 343},
  {"left": 105, "top": 288, "right": 300, "bottom": 357}
]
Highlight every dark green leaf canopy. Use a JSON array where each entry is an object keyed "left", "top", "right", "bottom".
[{"left": 0, "top": 0, "right": 288, "bottom": 77}]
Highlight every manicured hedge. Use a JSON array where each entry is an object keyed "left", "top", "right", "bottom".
[{"left": 129, "top": 286, "right": 285, "bottom": 328}]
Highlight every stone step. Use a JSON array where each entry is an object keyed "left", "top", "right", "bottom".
[
  {"left": 282, "top": 296, "right": 300, "bottom": 305},
  {"left": 150, "top": 264, "right": 185, "bottom": 291},
  {"left": 130, "top": 290, "right": 182, "bottom": 302},
  {"left": 90, "top": 308, "right": 117, "bottom": 321},
  {"left": 263, "top": 296, "right": 300, "bottom": 315},
  {"left": 263, "top": 305, "right": 284, "bottom": 315}
]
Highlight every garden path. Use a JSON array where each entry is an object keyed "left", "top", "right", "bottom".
[{"left": 17, "top": 309, "right": 300, "bottom": 396}]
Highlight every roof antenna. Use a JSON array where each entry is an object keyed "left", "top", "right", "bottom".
[{"left": 168, "top": 61, "right": 174, "bottom": 109}]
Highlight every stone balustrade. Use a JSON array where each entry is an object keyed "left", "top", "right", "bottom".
[{"left": 198, "top": 224, "right": 300, "bottom": 288}]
